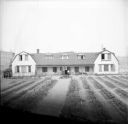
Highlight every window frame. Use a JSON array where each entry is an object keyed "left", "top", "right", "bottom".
[
  {"left": 42, "top": 67, "right": 47, "bottom": 72},
  {"left": 28, "top": 66, "right": 31, "bottom": 72},
  {"left": 77, "top": 55, "right": 81, "bottom": 59},
  {"left": 19, "top": 55, "right": 22, "bottom": 61},
  {"left": 61, "top": 55, "right": 69, "bottom": 59},
  {"left": 60, "top": 67, "right": 62, "bottom": 71},
  {"left": 108, "top": 53, "right": 111, "bottom": 60},
  {"left": 104, "top": 64, "right": 109, "bottom": 72},
  {"left": 21, "top": 65, "right": 27, "bottom": 73},
  {"left": 99, "top": 64, "right": 102, "bottom": 72},
  {"left": 53, "top": 67, "right": 57, "bottom": 73},
  {"left": 25, "top": 55, "right": 28, "bottom": 61},
  {"left": 75, "top": 67, "right": 79, "bottom": 73},
  {"left": 111, "top": 64, "right": 115, "bottom": 72},
  {"left": 101, "top": 54, "right": 105, "bottom": 60},
  {"left": 45, "top": 55, "right": 53, "bottom": 59},
  {"left": 77, "top": 55, "right": 85, "bottom": 60},
  {"left": 67, "top": 67, "right": 71, "bottom": 71},
  {"left": 16, "top": 66, "right": 20, "bottom": 73},
  {"left": 85, "top": 67, "right": 89, "bottom": 72},
  {"left": 81, "top": 55, "right": 84, "bottom": 59}
]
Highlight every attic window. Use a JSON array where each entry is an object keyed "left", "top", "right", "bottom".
[
  {"left": 19, "top": 55, "right": 22, "bottom": 61},
  {"left": 101, "top": 54, "right": 105, "bottom": 60},
  {"left": 61, "top": 55, "right": 69, "bottom": 59},
  {"left": 81, "top": 55, "right": 84, "bottom": 59},
  {"left": 45, "top": 55, "right": 53, "bottom": 59},
  {"left": 77, "top": 55, "right": 85, "bottom": 60},
  {"left": 108, "top": 53, "right": 111, "bottom": 60},
  {"left": 25, "top": 55, "right": 28, "bottom": 60}
]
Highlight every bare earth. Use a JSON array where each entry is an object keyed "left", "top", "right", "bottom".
[
  {"left": 1, "top": 75, "right": 128, "bottom": 124},
  {"left": 31, "top": 78, "right": 70, "bottom": 116}
]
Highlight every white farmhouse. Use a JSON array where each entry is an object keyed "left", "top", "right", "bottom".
[
  {"left": 12, "top": 52, "right": 36, "bottom": 76},
  {"left": 11, "top": 48, "right": 119, "bottom": 76},
  {"left": 94, "top": 49, "right": 119, "bottom": 74}
]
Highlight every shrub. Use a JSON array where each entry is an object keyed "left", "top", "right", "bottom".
[{"left": 3, "top": 68, "right": 12, "bottom": 78}]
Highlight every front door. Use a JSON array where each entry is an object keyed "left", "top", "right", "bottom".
[
  {"left": 61, "top": 66, "right": 70, "bottom": 75},
  {"left": 75, "top": 67, "right": 79, "bottom": 73}
]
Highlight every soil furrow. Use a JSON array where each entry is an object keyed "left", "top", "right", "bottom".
[{"left": 1, "top": 78, "right": 51, "bottom": 105}]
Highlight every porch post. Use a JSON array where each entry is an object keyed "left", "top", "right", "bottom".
[
  {"left": 102, "top": 65, "right": 104, "bottom": 72},
  {"left": 108, "top": 64, "right": 111, "bottom": 72}
]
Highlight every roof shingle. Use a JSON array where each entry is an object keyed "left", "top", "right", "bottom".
[{"left": 30, "top": 52, "right": 99, "bottom": 66}]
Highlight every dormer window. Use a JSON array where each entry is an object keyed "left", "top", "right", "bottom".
[
  {"left": 108, "top": 53, "right": 111, "bottom": 60},
  {"left": 81, "top": 55, "right": 84, "bottom": 59},
  {"left": 61, "top": 55, "right": 69, "bottom": 59},
  {"left": 101, "top": 53, "right": 111, "bottom": 60},
  {"left": 25, "top": 55, "right": 28, "bottom": 61},
  {"left": 101, "top": 54, "right": 105, "bottom": 60},
  {"left": 19, "top": 55, "right": 22, "bottom": 61},
  {"left": 77, "top": 54, "right": 85, "bottom": 60},
  {"left": 45, "top": 55, "right": 53, "bottom": 59}
]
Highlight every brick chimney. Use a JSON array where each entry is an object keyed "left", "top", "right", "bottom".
[
  {"left": 102, "top": 48, "right": 106, "bottom": 51},
  {"left": 37, "top": 49, "right": 40, "bottom": 54}
]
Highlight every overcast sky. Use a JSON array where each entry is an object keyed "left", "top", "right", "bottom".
[{"left": 0, "top": 0, "right": 128, "bottom": 56}]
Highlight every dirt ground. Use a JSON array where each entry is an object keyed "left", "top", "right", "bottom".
[{"left": 1, "top": 75, "right": 128, "bottom": 124}]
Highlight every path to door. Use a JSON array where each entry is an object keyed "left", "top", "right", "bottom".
[{"left": 32, "top": 78, "right": 71, "bottom": 117}]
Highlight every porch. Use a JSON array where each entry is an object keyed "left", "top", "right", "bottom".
[{"left": 36, "top": 65, "right": 94, "bottom": 76}]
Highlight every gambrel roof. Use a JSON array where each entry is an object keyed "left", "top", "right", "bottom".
[
  {"left": 30, "top": 52, "right": 100, "bottom": 66},
  {"left": 11, "top": 48, "right": 118, "bottom": 66}
]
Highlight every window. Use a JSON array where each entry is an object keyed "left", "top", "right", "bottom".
[
  {"left": 42, "top": 67, "right": 47, "bottom": 72},
  {"left": 99, "top": 65, "right": 102, "bottom": 72},
  {"left": 108, "top": 53, "right": 111, "bottom": 60},
  {"left": 53, "top": 67, "right": 57, "bottom": 72},
  {"left": 104, "top": 65, "right": 109, "bottom": 71},
  {"left": 77, "top": 55, "right": 85, "bottom": 60},
  {"left": 85, "top": 67, "right": 89, "bottom": 72},
  {"left": 81, "top": 55, "right": 85, "bottom": 59},
  {"left": 28, "top": 66, "right": 31, "bottom": 72},
  {"left": 67, "top": 67, "right": 70, "bottom": 71},
  {"left": 60, "top": 67, "right": 62, "bottom": 71},
  {"left": 111, "top": 64, "right": 115, "bottom": 72},
  {"left": 25, "top": 55, "right": 28, "bottom": 61},
  {"left": 16, "top": 66, "right": 20, "bottom": 73},
  {"left": 75, "top": 67, "right": 79, "bottom": 73},
  {"left": 45, "top": 55, "right": 53, "bottom": 59},
  {"left": 21, "top": 66, "right": 26, "bottom": 73},
  {"left": 101, "top": 54, "right": 105, "bottom": 60},
  {"left": 77, "top": 55, "right": 81, "bottom": 59},
  {"left": 19, "top": 55, "right": 22, "bottom": 61},
  {"left": 61, "top": 55, "right": 69, "bottom": 59}
]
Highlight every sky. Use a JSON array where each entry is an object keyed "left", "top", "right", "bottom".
[{"left": 0, "top": 0, "right": 128, "bottom": 56}]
